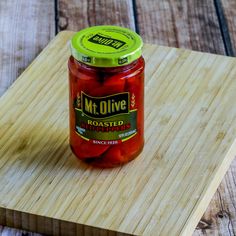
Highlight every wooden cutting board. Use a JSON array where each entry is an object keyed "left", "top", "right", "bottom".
[{"left": 0, "top": 31, "right": 236, "bottom": 236}]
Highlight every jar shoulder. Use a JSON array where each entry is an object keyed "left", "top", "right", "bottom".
[{"left": 68, "top": 56, "right": 145, "bottom": 76}]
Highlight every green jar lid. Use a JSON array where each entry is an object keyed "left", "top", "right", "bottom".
[{"left": 70, "top": 25, "right": 143, "bottom": 67}]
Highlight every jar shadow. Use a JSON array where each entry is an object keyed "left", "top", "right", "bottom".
[{"left": 8, "top": 126, "right": 123, "bottom": 176}]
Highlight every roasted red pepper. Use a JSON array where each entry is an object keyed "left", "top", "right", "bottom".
[{"left": 68, "top": 26, "right": 144, "bottom": 167}]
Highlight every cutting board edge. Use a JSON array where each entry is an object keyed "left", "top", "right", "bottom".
[
  {"left": 0, "top": 206, "right": 133, "bottom": 236},
  {"left": 180, "top": 139, "right": 236, "bottom": 236},
  {"left": 0, "top": 31, "right": 72, "bottom": 103}
]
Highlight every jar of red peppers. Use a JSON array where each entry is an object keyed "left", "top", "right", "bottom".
[{"left": 68, "top": 25, "right": 144, "bottom": 168}]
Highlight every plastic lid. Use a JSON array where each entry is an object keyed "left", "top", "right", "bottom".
[{"left": 70, "top": 25, "right": 143, "bottom": 67}]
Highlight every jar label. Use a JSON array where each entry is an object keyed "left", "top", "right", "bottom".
[{"left": 74, "top": 92, "right": 137, "bottom": 144}]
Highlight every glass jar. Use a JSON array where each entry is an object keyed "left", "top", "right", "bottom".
[{"left": 68, "top": 25, "right": 145, "bottom": 168}]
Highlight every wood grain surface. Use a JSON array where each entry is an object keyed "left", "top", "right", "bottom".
[
  {"left": 135, "top": 0, "right": 226, "bottom": 54},
  {"left": 1, "top": 31, "right": 236, "bottom": 236},
  {"left": 0, "top": 226, "right": 41, "bottom": 236},
  {"left": 220, "top": 0, "right": 236, "bottom": 55},
  {"left": 0, "top": 0, "right": 54, "bottom": 97},
  {"left": 58, "top": 0, "right": 135, "bottom": 31},
  {"left": 1, "top": 1, "right": 236, "bottom": 235}
]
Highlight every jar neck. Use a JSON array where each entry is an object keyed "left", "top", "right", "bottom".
[{"left": 72, "top": 56, "right": 141, "bottom": 73}]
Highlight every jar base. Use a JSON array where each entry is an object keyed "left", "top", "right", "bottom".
[{"left": 70, "top": 143, "right": 144, "bottom": 168}]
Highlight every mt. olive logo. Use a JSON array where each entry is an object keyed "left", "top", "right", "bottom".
[
  {"left": 81, "top": 92, "right": 129, "bottom": 118},
  {"left": 88, "top": 34, "right": 126, "bottom": 49}
]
